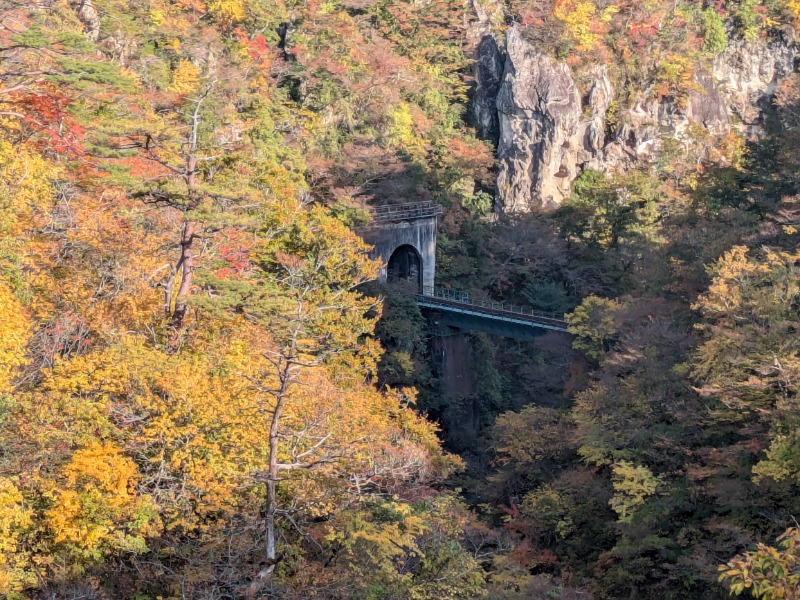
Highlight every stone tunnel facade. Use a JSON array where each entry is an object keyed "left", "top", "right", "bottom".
[{"left": 358, "top": 216, "right": 437, "bottom": 291}]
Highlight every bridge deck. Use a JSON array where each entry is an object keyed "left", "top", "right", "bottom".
[{"left": 416, "top": 288, "right": 569, "bottom": 335}]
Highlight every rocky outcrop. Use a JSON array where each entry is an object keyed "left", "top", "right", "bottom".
[
  {"left": 469, "top": 0, "right": 504, "bottom": 44},
  {"left": 687, "top": 71, "right": 731, "bottom": 135},
  {"left": 473, "top": 36, "right": 504, "bottom": 140},
  {"left": 495, "top": 27, "right": 582, "bottom": 212},
  {"left": 582, "top": 66, "right": 613, "bottom": 156},
  {"left": 70, "top": 0, "right": 101, "bottom": 42},
  {"left": 595, "top": 71, "right": 732, "bottom": 172},
  {"left": 477, "top": 25, "right": 798, "bottom": 213},
  {"left": 713, "top": 34, "right": 797, "bottom": 128},
  {"left": 469, "top": 0, "right": 506, "bottom": 140}
]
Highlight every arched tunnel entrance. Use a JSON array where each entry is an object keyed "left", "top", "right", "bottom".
[{"left": 387, "top": 244, "right": 422, "bottom": 292}]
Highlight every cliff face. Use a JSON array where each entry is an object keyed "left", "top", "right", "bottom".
[
  {"left": 713, "top": 35, "right": 797, "bottom": 127},
  {"left": 477, "top": 26, "right": 798, "bottom": 213},
  {"left": 495, "top": 27, "right": 582, "bottom": 211},
  {"left": 473, "top": 35, "right": 504, "bottom": 142}
]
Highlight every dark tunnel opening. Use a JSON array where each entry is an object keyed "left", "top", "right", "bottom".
[{"left": 387, "top": 244, "right": 422, "bottom": 292}]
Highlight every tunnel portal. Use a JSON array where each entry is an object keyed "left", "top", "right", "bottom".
[
  {"left": 387, "top": 244, "right": 422, "bottom": 292},
  {"left": 356, "top": 202, "right": 440, "bottom": 292}
]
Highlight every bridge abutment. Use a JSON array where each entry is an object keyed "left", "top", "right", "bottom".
[{"left": 357, "top": 203, "right": 440, "bottom": 291}]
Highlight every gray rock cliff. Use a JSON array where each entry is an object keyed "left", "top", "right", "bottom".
[
  {"left": 495, "top": 27, "right": 582, "bottom": 212},
  {"left": 477, "top": 26, "right": 798, "bottom": 213},
  {"left": 713, "top": 34, "right": 797, "bottom": 129},
  {"left": 473, "top": 36, "right": 504, "bottom": 141}
]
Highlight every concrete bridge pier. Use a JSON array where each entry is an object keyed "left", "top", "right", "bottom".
[{"left": 430, "top": 322, "right": 474, "bottom": 399}]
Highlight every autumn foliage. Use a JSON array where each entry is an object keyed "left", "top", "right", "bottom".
[
  {"left": 0, "top": 0, "right": 485, "bottom": 597},
  {"left": 6, "top": 0, "right": 800, "bottom": 598}
]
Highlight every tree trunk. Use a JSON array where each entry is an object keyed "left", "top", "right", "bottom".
[
  {"left": 247, "top": 363, "right": 288, "bottom": 598},
  {"left": 264, "top": 356, "right": 293, "bottom": 576},
  {"left": 171, "top": 219, "right": 195, "bottom": 326},
  {"left": 249, "top": 331, "right": 299, "bottom": 596},
  {"left": 266, "top": 392, "right": 281, "bottom": 568}
]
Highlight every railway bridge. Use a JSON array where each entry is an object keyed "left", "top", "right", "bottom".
[{"left": 357, "top": 201, "right": 569, "bottom": 338}]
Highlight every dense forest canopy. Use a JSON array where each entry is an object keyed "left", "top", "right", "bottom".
[{"left": 3, "top": 0, "right": 800, "bottom": 598}]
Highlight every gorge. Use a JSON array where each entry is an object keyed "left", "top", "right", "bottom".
[{"left": 4, "top": 0, "right": 800, "bottom": 598}]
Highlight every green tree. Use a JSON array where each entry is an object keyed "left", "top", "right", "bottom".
[{"left": 558, "top": 170, "right": 660, "bottom": 250}]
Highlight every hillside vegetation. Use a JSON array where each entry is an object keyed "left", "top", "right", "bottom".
[{"left": 3, "top": 0, "right": 800, "bottom": 599}]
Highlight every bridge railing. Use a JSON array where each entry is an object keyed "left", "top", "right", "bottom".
[
  {"left": 423, "top": 287, "right": 472, "bottom": 303},
  {"left": 419, "top": 286, "right": 567, "bottom": 325},
  {"left": 371, "top": 201, "right": 444, "bottom": 223}
]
